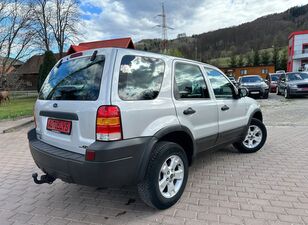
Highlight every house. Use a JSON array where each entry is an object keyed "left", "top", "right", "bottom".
[
  {"left": 67, "top": 37, "right": 135, "bottom": 54},
  {"left": 287, "top": 30, "right": 308, "bottom": 72},
  {"left": 221, "top": 65, "right": 275, "bottom": 79},
  {"left": 0, "top": 57, "right": 23, "bottom": 88},
  {"left": 9, "top": 54, "right": 63, "bottom": 91}
]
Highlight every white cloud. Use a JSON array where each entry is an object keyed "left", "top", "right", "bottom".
[{"left": 77, "top": 0, "right": 308, "bottom": 43}]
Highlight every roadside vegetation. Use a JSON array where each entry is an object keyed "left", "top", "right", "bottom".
[{"left": 0, "top": 97, "right": 36, "bottom": 120}]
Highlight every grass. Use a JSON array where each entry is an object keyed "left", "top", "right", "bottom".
[{"left": 0, "top": 97, "right": 36, "bottom": 121}]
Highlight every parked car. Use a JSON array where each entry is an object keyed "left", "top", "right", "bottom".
[
  {"left": 265, "top": 73, "right": 281, "bottom": 93},
  {"left": 238, "top": 75, "right": 269, "bottom": 99},
  {"left": 276, "top": 72, "right": 308, "bottom": 98},
  {"left": 28, "top": 48, "right": 267, "bottom": 209}
]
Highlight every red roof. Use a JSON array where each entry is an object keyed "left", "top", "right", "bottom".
[
  {"left": 67, "top": 37, "right": 135, "bottom": 54},
  {"left": 288, "top": 30, "right": 308, "bottom": 40}
]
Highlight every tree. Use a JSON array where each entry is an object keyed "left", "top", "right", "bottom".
[
  {"left": 31, "top": 0, "right": 80, "bottom": 57},
  {"left": 31, "top": 0, "right": 53, "bottom": 52},
  {"left": 246, "top": 51, "right": 253, "bottom": 66},
  {"left": 49, "top": 0, "right": 80, "bottom": 58},
  {"left": 272, "top": 45, "right": 279, "bottom": 70},
  {"left": 229, "top": 54, "right": 237, "bottom": 68},
  {"left": 0, "top": 0, "right": 34, "bottom": 77},
  {"left": 278, "top": 49, "right": 288, "bottom": 71},
  {"left": 253, "top": 49, "right": 260, "bottom": 66},
  {"left": 167, "top": 48, "right": 184, "bottom": 57},
  {"left": 237, "top": 55, "right": 244, "bottom": 67},
  {"left": 261, "top": 50, "right": 270, "bottom": 65},
  {"left": 37, "top": 51, "right": 57, "bottom": 91}
]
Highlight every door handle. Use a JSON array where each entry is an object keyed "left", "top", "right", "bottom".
[
  {"left": 221, "top": 105, "right": 230, "bottom": 111},
  {"left": 183, "top": 107, "right": 196, "bottom": 115}
]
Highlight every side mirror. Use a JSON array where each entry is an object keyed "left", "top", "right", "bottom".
[{"left": 238, "top": 87, "right": 249, "bottom": 98}]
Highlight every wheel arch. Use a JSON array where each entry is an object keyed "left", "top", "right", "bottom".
[
  {"left": 137, "top": 125, "right": 195, "bottom": 182},
  {"left": 251, "top": 110, "right": 263, "bottom": 122}
]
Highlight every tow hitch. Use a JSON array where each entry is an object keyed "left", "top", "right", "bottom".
[{"left": 32, "top": 173, "right": 56, "bottom": 184}]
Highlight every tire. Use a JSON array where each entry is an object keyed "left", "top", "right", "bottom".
[
  {"left": 284, "top": 88, "right": 291, "bottom": 99},
  {"left": 233, "top": 118, "right": 267, "bottom": 153},
  {"left": 137, "top": 141, "right": 189, "bottom": 209},
  {"left": 276, "top": 86, "right": 280, "bottom": 95},
  {"left": 263, "top": 92, "right": 269, "bottom": 99}
]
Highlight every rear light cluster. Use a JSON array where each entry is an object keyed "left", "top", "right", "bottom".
[{"left": 96, "top": 106, "right": 122, "bottom": 141}]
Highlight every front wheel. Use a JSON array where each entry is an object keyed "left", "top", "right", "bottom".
[
  {"left": 137, "top": 141, "right": 188, "bottom": 209},
  {"left": 284, "top": 88, "right": 291, "bottom": 99},
  {"left": 233, "top": 118, "right": 267, "bottom": 153}
]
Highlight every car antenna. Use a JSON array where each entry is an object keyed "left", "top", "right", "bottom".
[{"left": 90, "top": 50, "right": 98, "bottom": 61}]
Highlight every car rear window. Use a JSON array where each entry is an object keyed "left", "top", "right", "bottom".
[
  {"left": 118, "top": 55, "right": 165, "bottom": 101},
  {"left": 39, "top": 55, "right": 105, "bottom": 101}
]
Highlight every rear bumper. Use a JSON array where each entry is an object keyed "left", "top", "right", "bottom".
[{"left": 28, "top": 129, "right": 151, "bottom": 187}]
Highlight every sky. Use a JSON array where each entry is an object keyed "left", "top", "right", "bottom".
[{"left": 77, "top": 0, "right": 308, "bottom": 43}]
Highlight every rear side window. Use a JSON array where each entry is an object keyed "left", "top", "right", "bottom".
[
  {"left": 39, "top": 55, "right": 105, "bottom": 100},
  {"left": 174, "top": 62, "right": 210, "bottom": 99},
  {"left": 118, "top": 55, "right": 165, "bottom": 101}
]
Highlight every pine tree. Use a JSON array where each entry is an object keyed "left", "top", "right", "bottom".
[
  {"left": 253, "top": 49, "right": 260, "bottom": 66},
  {"left": 229, "top": 54, "right": 237, "bottom": 68},
  {"left": 272, "top": 45, "right": 279, "bottom": 70},
  {"left": 278, "top": 49, "right": 288, "bottom": 71},
  {"left": 237, "top": 55, "right": 244, "bottom": 67},
  {"left": 261, "top": 50, "right": 270, "bottom": 65},
  {"left": 246, "top": 51, "right": 253, "bottom": 66},
  {"left": 37, "top": 51, "right": 57, "bottom": 92}
]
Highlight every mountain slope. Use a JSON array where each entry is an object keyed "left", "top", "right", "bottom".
[{"left": 136, "top": 4, "right": 308, "bottom": 64}]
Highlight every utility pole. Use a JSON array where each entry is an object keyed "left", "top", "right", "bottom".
[{"left": 156, "top": 2, "right": 173, "bottom": 53}]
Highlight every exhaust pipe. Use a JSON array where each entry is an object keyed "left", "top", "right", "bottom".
[{"left": 32, "top": 173, "right": 56, "bottom": 185}]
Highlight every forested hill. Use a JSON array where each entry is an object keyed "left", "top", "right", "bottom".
[{"left": 136, "top": 4, "right": 308, "bottom": 63}]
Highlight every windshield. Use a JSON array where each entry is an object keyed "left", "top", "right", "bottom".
[
  {"left": 39, "top": 55, "right": 105, "bottom": 100},
  {"left": 287, "top": 73, "right": 308, "bottom": 81},
  {"left": 240, "top": 76, "right": 262, "bottom": 83},
  {"left": 271, "top": 75, "right": 280, "bottom": 81}
]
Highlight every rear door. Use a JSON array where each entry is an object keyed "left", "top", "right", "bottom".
[
  {"left": 35, "top": 49, "right": 113, "bottom": 154},
  {"left": 204, "top": 67, "right": 247, "bottom": 145},
  {"left": 172, "top": 61, "right": 219, "bottom": 152}
]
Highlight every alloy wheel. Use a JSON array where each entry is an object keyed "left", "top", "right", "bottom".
[
  {"left": 158, "top": 155, "right": 184, "bottom": 198},
  {"left": 243, "top": 125, "right": 263, "bottom": 149}
]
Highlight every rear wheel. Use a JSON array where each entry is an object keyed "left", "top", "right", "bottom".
[
  {"left": 137, "top": 142, "right": 188, "bottom": 209},
  {"left": 233, "top": 118, "right": 267, "bottom": 153}
]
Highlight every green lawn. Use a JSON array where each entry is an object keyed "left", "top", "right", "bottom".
[{"left": 0, "top": 97, "right": 37, "bottom": 120}]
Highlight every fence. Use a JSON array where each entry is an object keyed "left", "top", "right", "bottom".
[{"left": 9, "top": 91, "right": 38, "bottom": 99}]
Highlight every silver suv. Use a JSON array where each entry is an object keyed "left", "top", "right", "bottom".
[{"left": 28, "top": 48, "right": 267, "bottom": 209}]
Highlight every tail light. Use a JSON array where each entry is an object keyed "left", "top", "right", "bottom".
[{"left": 96, "top": 106, "right": 122, "bottom": 141}]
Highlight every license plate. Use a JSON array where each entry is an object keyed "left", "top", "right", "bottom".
[
  {"left": 250, "top": 91, "right": 259, "bottom": 94},
  {"left": 47, "top": 118, "right": 72, "bottom": 135}
]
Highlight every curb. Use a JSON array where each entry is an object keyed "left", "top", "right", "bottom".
[{"left": 2, "top": 119, "right": 34, "bottom": 134}]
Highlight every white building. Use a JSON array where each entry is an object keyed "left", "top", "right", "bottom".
[{"left": 288, "top": 30, "right": 308, "bottom": 72}]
